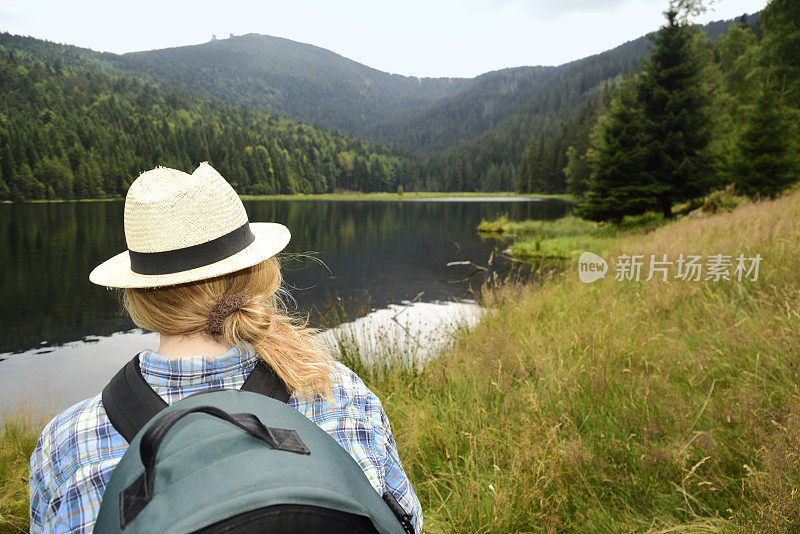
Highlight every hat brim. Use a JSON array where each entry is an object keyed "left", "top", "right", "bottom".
[{"left": 89, "top": 222, "right": 291, "bottom": 289}]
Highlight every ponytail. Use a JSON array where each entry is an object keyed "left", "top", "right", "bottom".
[{"left": 124, "top": 257, "right": 333, "bottom": 399}]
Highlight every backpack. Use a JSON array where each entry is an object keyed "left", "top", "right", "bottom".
[{"left": 93, "top": 354, "right": 414, "bottom": 534}]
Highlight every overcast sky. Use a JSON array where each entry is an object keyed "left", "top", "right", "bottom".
[{"left": 0, "top": 0, "right": 767, "bottom": 78}]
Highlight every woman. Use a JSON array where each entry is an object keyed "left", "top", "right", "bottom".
[{"left": 28, "top": 163, "right": 422, "bottom": 533}]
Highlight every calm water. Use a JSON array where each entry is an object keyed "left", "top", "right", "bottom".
[{"left": 0, "top": 198, "right": 569, "bottom": 411}]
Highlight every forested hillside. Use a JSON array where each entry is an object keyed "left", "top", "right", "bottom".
[
  {"left": 0, "top": 35, "right": 408, "bottom": 201},
  {"left": 574, "top": 1, "right": 799, "bottom": 222},
  {"left": 517, "top": 12, "right": 768, "bottom": 198},
  {"left": 397, "top": 35, "right": 654, "bottom": 191},
  {"left": 114, "top": 34, "right": 471, "bottom": 137},
  {"left": 366, "top": 66, "right": 559, "bottom": 154},
  {"left": 395, "top": 15, "right": 751, "bottom": 192},
  {"left": 0, "top": 9, "right": 761, "bottom": 200}
]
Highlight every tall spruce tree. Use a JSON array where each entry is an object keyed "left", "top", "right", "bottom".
[
  {"left": 711, "top": 23, "right": 762, "bottom": 179},
  {"left": 579, "top": 79, "right": 663, "bottom": 222},
  {"left": 761, "top": 0, "right": 800, "bottom": 110},
  {"left": 732, "top": 82, "right": 799, "bottom": 198},
  {"left": 638, "top": 6, "right": 713, "bottom": 217}
]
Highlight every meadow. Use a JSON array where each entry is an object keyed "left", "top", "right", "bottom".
[{"left": 372, "top": 190, "right": 800, "bottom": 532}]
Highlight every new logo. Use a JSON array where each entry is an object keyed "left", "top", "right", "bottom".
[{"left": 578, "top": 252, "right": 608, "bottom": 284}]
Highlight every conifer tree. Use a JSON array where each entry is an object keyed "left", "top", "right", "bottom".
[
  {"left": 732, "top": 83, "right": 799, "bottom": 198},
  {"left": 563, "top": 145, "right": 590, "bottom": 197},
  {"left": 761, "top": 0, "right": 800, "bottom": 110},
  {"left": 579, "top": 79, "right": 662, "bottom": 222},
  {"left": 637, "top": 6, "right": 713, "bottom": 217}
]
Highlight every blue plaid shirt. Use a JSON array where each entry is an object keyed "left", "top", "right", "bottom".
[{"left": 28, "top": 345, "right": 422, "bottom": 533}]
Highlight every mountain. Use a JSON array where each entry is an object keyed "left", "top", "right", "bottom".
[
  {"left": 0, "top": 12, "right": 755, "bottom": 199},
  {"left": 108, "top": 17, "right": 745, "bottom": 160},
  {"left": 112, "top": 34, "right": 472, "bottom": 137},
  {"left": 109, "top": 34, "right": 641, "bottom": 157},
  {"left": 393, "top": 13, "right": 758, "bottom": 191},
  {"left": 0, "top": 33, "right": 408, "bottom": 201},
  {"left": 365, "top": 66, "right": 560, "bottom": 155}
]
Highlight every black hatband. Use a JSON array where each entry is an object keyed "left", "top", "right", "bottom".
[{"left": 129, "top": 223, "right": 255, "bottom": 276}]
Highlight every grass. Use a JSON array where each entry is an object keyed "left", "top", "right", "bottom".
[
  {"left": 0, "top": 411, "right": 43, "bottom": 534},
  {"left": 1, "top": 197, "right": 124, "bottom": 204},
  {"left": 478, "top": 214, "right": 604, "bottom": 237},
  {"left": 3, "top": 191, "right": 799, "bottom": 532},
  {"left": 478, "top": 212, "right": 666, "bottom": 238},
  {"left": 241, "top": 191, "right": 572, "bottom": 201},
  {"left": 366, "top": 190, "right": 800, "bottom": 532},
  {"left": 479, "top": 213, "right": 665, "bottom": 260},
  {"left": 508, "top": 235, "right": 613, "bottom": 259}
]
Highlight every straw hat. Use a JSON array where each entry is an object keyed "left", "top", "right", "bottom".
[{"left": 89, "top": 162, "right": 290, "bottom": 288}]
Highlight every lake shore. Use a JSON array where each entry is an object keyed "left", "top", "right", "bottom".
[
  {"left": 4, "top": 190, "right": 799, "bottom": 531},
  {"left": 0, "top": 191, "right": 572, "bottom": 204},
  {"left": 359, "top": 190, "right": 800, "bottom": 531}
]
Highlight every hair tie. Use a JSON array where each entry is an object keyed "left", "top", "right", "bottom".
[{"left": 207, "top": 294, "right": 249, "bottom": 335}]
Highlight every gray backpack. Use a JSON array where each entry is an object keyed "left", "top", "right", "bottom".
[{"left": 94, "top": 355, "right": 414, "bottom": 534}]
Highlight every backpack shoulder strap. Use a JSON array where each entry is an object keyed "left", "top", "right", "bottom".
[
  {"left": 103, "top": 354, "right": 290, "bottom": 442},
  {"left": 102, "top": 354, "right": 168, "bottom": 443},
  {"left": 241, "top": 359, "right": 291, "bottom": 403}
]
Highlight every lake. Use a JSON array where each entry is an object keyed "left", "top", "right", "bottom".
[{"left": 0, "top": 197, "right": 569, "bottom": 413}]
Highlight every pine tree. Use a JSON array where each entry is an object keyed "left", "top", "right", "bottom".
[
  {"left": 637, "top": 8, "right": 714, "bottom": 217},
  {"left": 579, "top": 79, "right": 663, "bottom": 222},
  {"left": 732, "top": 83, "right": 799, "bottom": 198}
]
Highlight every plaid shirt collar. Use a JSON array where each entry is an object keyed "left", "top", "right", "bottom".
[{"left": 138, "top": 344, "right": 259, "bottom": 388}]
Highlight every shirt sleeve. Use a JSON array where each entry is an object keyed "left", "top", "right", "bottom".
[
  {"left": 369, "top": 393, "right": 424, "bottom": 533},
  {"left": 287, "top": 361, "right": 426, "bottom": 533},
  {"left": 27, "top": 395, "right": 122, "bottom": 534},
  {"left": 29, "top": 430, "right": 51, "bottom": 534}
]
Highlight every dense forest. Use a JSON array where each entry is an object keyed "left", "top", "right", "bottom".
[
  {"left": 0, "top": 5, "right": 779, "bottom": 201},
  {"left": 0, "top": 36, "right": 409, "bottom": 200},
  {"left": 514, "top": 11, "right": 768, "bottom": 198},
  {"left": 366, "top": 66, "right": 560, "bottom": 154},
  {"left": 526, "top": 0, "right": 799, "bottom": 222},
  {"left": 389, "top": 14, "right": 746, "bottom": 193},
  {"left": 115, "top": 34, "right": 472, "bottom": 137},
  {"left": 399, "top": 37, "right": 653, "bottom": 192}
]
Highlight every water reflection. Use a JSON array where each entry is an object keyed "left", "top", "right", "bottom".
[
  {"left": 0, "top": 198, "right": 569, "bottom": 354},
  {"left": 318, "top": 299, "right": 485, "bottom": 372}
]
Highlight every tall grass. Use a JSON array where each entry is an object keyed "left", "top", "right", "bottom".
[
  {"left": 0, "top": 411, "right": 42, "bottom": 534},
  {"left": 371, "top": 191, "right": 800, "bottom": 532}
]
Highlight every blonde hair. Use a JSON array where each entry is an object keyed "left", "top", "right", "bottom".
[{"left": 123, "top": 257, "right": 333, "bottom": 398}]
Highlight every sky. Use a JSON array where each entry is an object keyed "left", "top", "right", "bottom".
[{"left": 0, "top": 0, "right": 767, "bottom": 78}]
